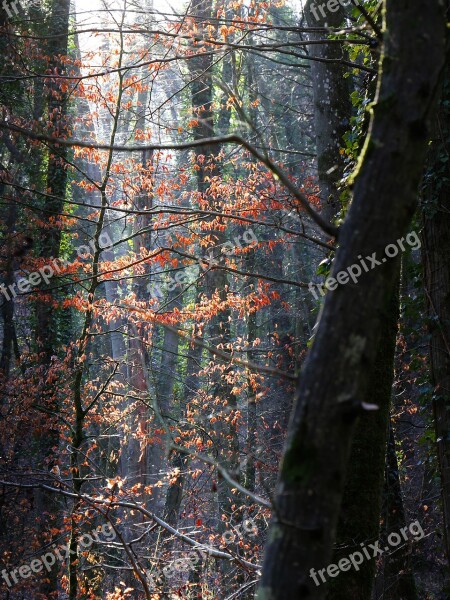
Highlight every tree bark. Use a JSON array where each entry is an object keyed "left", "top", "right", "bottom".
[
  {"left": 326, "top": 281, "right": 399, "bottom": 600},
  {"left": 303, "top": 5, "right": 399, "bottom": 598},
  {"left": 35, "top": 0, "right": 71, "bottom": 360},
  {"left": 188, "top": 0, "right": 241, "bottom": 544},
  {"left": 376, "top": 424, "right": 418, "bottom": 600},
  {"left": 258, "top": 1, "right": 446, "bottom": 598},
  {"left": 304, "top": 0, "right": 352, "bottom": 223},
  {"left": 0, "top": 195, "right": 17, "bottom": 376},
  {"left": 422, "top": 40, "right": 450, "bottom": 564}
]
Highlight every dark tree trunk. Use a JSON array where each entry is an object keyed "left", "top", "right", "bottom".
[
  {"left": 422, "top": 42, "right": 450, "bottom": 564},
  {"left": 35, "top": 0, "right": 71, "bottom": 360},
  {"left": 375, "top": 424, "right": 418, "bottom": 600},
  {"left": 258, "top": 2, "right": 446, "bottom": 598},
  {"left": 0, "top": 197, "right": 17, "bottom": 376},
  {"left": 304, "top": 0, "right": 352, "bottom": 223},
  {"left": 303, "top": 6, "right": 399, "bottom": 598},
  {"left": 326, "top": 282, "right": 399, "bottom": 600}
]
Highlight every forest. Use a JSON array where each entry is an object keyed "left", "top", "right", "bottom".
[{"left": 0, "top": 0, "right": 448, "bottom": 598}]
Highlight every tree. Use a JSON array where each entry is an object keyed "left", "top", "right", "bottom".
[
  {"left": 258, "top": 1, "right": 447, "bottom": 598},
  {"left": 422, "top": 40, "right": 450, "bottom": 564}
]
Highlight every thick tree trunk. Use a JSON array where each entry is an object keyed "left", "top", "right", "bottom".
[
  {"left": 422, "top": 43, "right": 450, "bottom": 564},
  {"left": 163, "top": 310, "right": 203, "bottom": 525},
  {"left": 35, "top": 0, "right": 70, "bottom": 360},
  {"left": 33, "top": 2, "right": 71, "bottom": 596},
  {"left": 146, "top": 288, "right": 181, "bottom": 511},
  {"left": 326, "top": 282, "right": 399, "bottom": 600},
  {"left": 303, "top": 6, "right": 398, "bottom": 598},
  {"left": 258, "top": 2, "right": 446, "bottom": 598}
]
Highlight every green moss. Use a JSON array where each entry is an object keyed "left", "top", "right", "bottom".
[{"left": 282, "top": 440, "right": 317, "bottom": 486}]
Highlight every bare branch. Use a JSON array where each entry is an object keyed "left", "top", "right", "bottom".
[{"left": 0, "top": 122, "right": 338, "bottom": 237}]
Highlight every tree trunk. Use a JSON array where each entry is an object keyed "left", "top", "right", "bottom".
[
  {"left": 0, "top": 196, "right": 17, "bottom": 376},
  {"left": 326, "top": 281, "right": 399, "bottom": 600},
  {"left": 375, "top": 424, "right": 418, "bottom": 600},
  {"left": 35, "top": 0, "right": 71, "bottom": 360},
  {"left": 258, "top": 1, "right": 446, "bottom": 598},
  {"left": 421, "top": 42, "right": 450, "bottom": 564},
  {"left": 304, "top": 0, "right": 351, "bottom": 223},
  {"left": 34, "top": 2, "right": 71, "bottom": 595},
  {"left": 303, "top": 6, "right": 398, "bottom": 598},
  {"left": 188, "top": 0, "right": 241, "bottom": 547}
]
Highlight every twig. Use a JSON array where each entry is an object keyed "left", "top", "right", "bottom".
[{"left": 0, "top": 122, "right": 338, "bottom": 237}]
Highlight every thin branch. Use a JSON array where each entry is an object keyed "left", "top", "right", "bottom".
[
  {"left": 171, "top": 444, "right": 271, "bottom": 508},
  {"left": 0, "top": 122, "right": 338, "bottom": 237},
  {"left": 120, "top": 304, "right": 297, "bottom": 382},
  {"left": 160, "top": 246, "right": 312, "bottom": 288},
  {"left": 0, "top": 480, "right": 261, "bottom": 571},
  {"left": 350, "top": 0, "right": 383, "bottom": 40}
]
